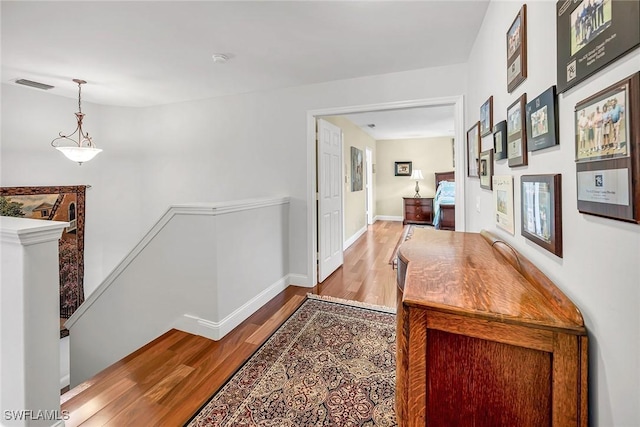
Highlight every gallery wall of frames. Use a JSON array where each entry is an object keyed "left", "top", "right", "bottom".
[{"left": 466, "top": 0, "right": 640, "bottom": 258}]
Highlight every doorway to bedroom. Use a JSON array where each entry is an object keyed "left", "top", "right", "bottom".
[{"left": 308, "top": 96, "right": 466, "bottom": 286}]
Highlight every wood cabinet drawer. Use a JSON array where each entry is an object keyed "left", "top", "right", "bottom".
[{"left": 403, "top": 197, "right": 434, "bottom": 225}]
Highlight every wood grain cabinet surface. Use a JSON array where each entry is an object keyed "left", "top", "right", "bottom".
[
  {"left": 396, "top": 228, "right": 588, "bottom": 427},
  {"left": 403, "top": 197, "right": 433, "bottom": 225}
]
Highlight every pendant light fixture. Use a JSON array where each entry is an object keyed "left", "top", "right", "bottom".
[{"left": 51, "top": 79, "right": 102, "bottom": 165}]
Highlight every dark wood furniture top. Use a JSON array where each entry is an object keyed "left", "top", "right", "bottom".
[
  {"left": 396, "top": 228, "right": 587, "bottom": 427},
  {"left": 402, "top": 197, "right": 433, "bottom": 225},
  {"left": 399, "top": 229, "right": 584, "bottom": 331},
  {"left": 434, "top": 170, "right": 455, "bottom": 184}
]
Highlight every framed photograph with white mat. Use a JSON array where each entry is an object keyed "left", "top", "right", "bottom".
[{"left": 493, "top": 175, "right": 515, "bottom": 234}]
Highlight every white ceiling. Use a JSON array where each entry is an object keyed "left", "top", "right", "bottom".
[
  {"left": 339, "top": 105, "right": 456, "bottom": 139},
  {"left": 1, "top": 1, "right": 489, "bottom": 108},
  {"left": 2, "top": 1, "right": 487, "bottom": 140}
]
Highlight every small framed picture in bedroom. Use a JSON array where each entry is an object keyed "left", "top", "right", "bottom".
[
  {"left": 521, "top": 174, "right": 563, "bottom": 258},
  {"left": 395, "top": 161, "right": 412, "bottom": 176}
]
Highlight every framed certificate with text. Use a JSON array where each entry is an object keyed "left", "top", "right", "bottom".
[
  {"left": 556, "top": 0, "right": 640, "bottom": 93},
  {"left": 575, "top": 73, "right": 640, "bottom": 223}
]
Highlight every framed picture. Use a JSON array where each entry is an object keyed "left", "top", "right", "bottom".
[
  {"left": 0, "top": 185, "right": 87, "bottom": 338},
  {"left": 493, "top": 120, "right": 508, "bottom": 160},
  {"left": 395, "top": 161, "right": 412, "bottom": 177},
  {"left": 351, "top": 146, "right": 363, "bottom": 191},
  {"left": 526, "top": 85, "right": 559, "bottom": 152},
  {"left": 575, "top": 72, "right": 640, "bottom": 223},
  {"left": 480, "top": 149, "right": 494, "bottom": 190},
  {"left": 507, "top": 5, "right": 527, "bottom": 93},
  {"left": 493, "top": 175, "right": 515, "bottom": 234},
  {"left": 507, "top": 94, "right": 528, "bottom": 167},
  {"left": 480, "top": 96, "right": 494, "bottom": 137},
  {"left": 556, "top": 0, "right": 640, "bottom": 93},
  {"left": 521, "top": 174, "right": 563, "bottom": 258},
  {"left": 467, "top": 121, "right": 481, "bottom": 177},
  {"left": 575, "top": 76, "right": 630, "bottom": 162}
]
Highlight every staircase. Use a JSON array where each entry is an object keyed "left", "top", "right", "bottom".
[{"left": 60, "top": 288, "right": 307, "bottom": 426}]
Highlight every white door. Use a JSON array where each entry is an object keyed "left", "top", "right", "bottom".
[
  {"left": 365, "top": 147, "right": 373, "bottom": 225},
  {"left": 317, "top": 119, "right": 343, "bottom": 282}
]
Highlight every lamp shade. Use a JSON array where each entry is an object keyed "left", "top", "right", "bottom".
[
  {"left": 410, "top": 169, "right": 424, "bottom": 180},
  {"left": 56, "top": 146, "right": 102, "bottom": 165}
]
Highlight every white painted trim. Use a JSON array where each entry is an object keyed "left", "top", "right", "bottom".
[
  {"left": 375, "top": 215, "right": 403, "bottom": 222},
  {"left": 307, "top": 96, "right": 466, "bottom": 286},
  {"left": 287, "top": 273, "right": 310, "bottom": 287},
  {"left": 0, "top": 217, "right": 68, "bottom": 245},
  {"left": 343, "top": 225, "right": 367, "bottom": 250},
  {"left": 60, "top": 374, "right": 70, "bottom": 389},
  {"left": 174, "top": 274, "right": 292, "bottom": 340},
  {"left": 66, "top": 197, "right": 290, "bottom": 328}
]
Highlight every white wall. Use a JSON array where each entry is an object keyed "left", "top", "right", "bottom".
[
  {"left": 67, "top": 199, "right": 290, "bottom": 385},
  {"left": 466, "top": 2, "right": 640, "bottom": 426},
  {"left": 0, "top": 86, "right": 145, "bottom": 297},
  {"left": 1, "top": 63, "right": 468, "bottom": 292},
  {"left": 376, "top": 137, "right": 454, "bottom": 217}
]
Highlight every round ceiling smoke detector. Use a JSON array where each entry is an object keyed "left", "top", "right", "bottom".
[{"left": 212, "top": 53, "right": 229, "bottom": 63}]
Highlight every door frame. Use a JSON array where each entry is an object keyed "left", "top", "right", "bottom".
[
  {"left": 365, "top": 146, "right": 374, "bottom": 225},
  {"left": 306, "top": 96, "right": 465, "bottom": 286}
]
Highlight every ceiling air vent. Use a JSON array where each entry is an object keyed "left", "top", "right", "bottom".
[{"left": 15, "top": 79, "right": 54, "bottom": 90}]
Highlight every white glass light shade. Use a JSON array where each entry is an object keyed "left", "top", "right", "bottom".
[
  {"left": 410, "top": 169, "right": 424, "bottom": 180},
  {"left": 56, "top": 146, "right": 102, "bottom": 165}
]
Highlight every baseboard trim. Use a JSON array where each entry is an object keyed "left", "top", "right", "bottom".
[
  {"left": 374, "top": 215, "right": 403, "bottom": 222},
  {"left": 60, "top": 374, "right": 70, "bottom": 389},
  {"left": 287, "top": 273, "right": 310, "bottom": 287},
  {"left": 343, "top": 225, "right": 367, "bottom": 250},
  {"left": 175, "top": 274, "right": 301, "bottom": 340}
]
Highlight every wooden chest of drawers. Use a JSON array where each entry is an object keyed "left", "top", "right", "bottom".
[{"left": 403, "top": 197, "right": 433, "bottom": 225}]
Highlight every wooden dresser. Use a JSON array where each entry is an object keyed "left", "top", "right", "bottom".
[
  {"left": 396, "top": 228, "right": 587, "bottom": 427},
  {"left": 403, "top": 197, "right": 433, "bottom": 225}
]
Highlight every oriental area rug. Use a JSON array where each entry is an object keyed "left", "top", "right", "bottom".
[{"left": 186, "top": 295, "right": 397, "bottom": 427}]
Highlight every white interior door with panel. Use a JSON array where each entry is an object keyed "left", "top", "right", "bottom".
[{"left": 317, "top": 119, "right": 344, "bottom": 282}]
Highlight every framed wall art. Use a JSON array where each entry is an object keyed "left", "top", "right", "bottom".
[
  {"left": 480, "top": 149, "right": 494, "bottom": 190},
  {"left": 395, "top": 161, "right": 412, "bottom": 176},
  {"left": 493, "top": 175, "right": 515, "bottom": 234},
  {"left": 0, "top": 185, "right": 87, "bottom": 338},
  {"left": 526, "top": 85, "right": 559, "bottom": 152},
  {"left": 521, "top": 174, "right": 563, "bottom": 258},
  {"left": 480, "top": 96, "right": 494, "bottom": 137},
  {"left": 556, "top": 0, "right": 640, "bottom": 93},
  {"left": 351, "top": 146, "right": 363, "bottom": 191},
  {"left": 507, "top": 4, "right": 527, "bottom": 93},
  {"left": 507, "top": 94, "right": 528, "bottom": 167},
  {"left": 575, "top": 72, "right": 639, "bottom": 223},
  {"left": 467, "top": 121, "right": 481, "bottom": 177},
  {"left": 493, "top": 120, "right": 508, "bottom": 160}
]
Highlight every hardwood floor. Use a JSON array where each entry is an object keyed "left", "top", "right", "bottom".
[{"left": 61, "top": 220, "right": 405, "bottom": 426}]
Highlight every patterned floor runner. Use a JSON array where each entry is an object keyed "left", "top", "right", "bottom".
[{"left": 187, "top": 296, "right": 397, "bottom": 426}]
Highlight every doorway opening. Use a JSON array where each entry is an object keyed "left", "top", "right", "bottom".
[{"left": 307, "top": 96, "right": 466, "bottom": 286}]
